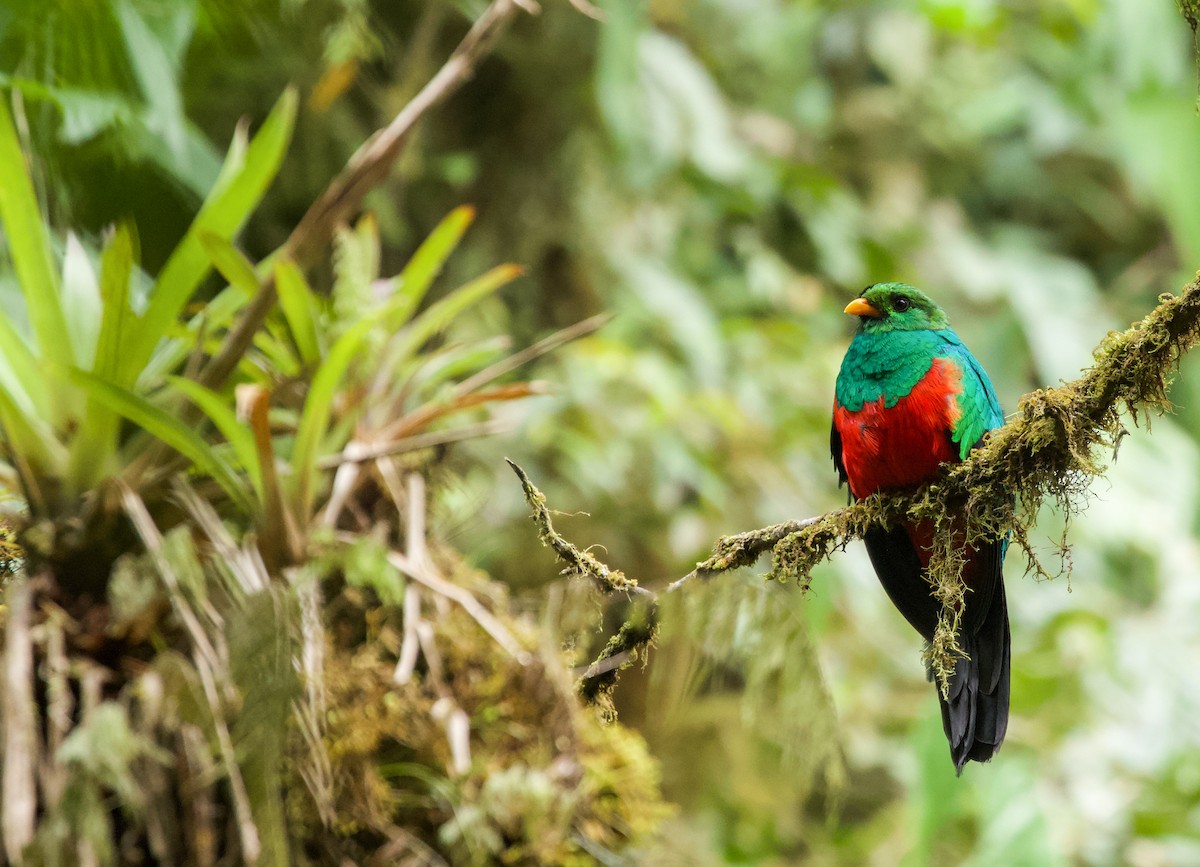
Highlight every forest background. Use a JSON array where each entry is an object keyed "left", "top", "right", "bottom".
[{"left": 2, "top": 0, "right": 1200, "bottom": 864}]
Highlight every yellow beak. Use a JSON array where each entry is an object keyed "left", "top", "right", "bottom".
[{"left": 844, "top": 298, "right": 883, "bottom": 318}]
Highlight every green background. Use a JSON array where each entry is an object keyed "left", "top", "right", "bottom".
[{"left": 5, "top": 0, "right": 1200, "bottom": 862}]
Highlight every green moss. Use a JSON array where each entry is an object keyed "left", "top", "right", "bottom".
[
  {"left": 576, "top": 612, "right": 658, "bottom": 718},
  {"left": 308, "top": 551, "right": 673, "bottom": 864}
]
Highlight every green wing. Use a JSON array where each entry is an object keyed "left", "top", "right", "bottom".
[{"left": 937, "top": 331, "right": 1004, "bottom": 459}]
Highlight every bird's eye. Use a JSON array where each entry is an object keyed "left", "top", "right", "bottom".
[{"left": 893, "top": 297, "right": 911, "bottom": 312}]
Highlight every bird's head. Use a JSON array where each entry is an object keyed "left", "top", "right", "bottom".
[{"left": 843, "top": 283, "right": 949, "bottom": 333}]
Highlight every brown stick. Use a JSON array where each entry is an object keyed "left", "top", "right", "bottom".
[
  {"left": 2, "top": 577, "right": 38, "bottom": 864},
  {"left": 196, "top": 0, "right": 530, "bottom": 394}
]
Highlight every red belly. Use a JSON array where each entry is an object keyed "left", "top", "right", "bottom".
[{"left": 834, "top": 357, "right": 963, "bottom": 501}]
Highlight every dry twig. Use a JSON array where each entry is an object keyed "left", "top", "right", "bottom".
[{"left": 319, "top": 420, "right": 510, "bottom": 469}]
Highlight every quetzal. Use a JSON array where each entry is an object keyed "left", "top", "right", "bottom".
[{"left": 831, "top": 283, "right": 1009, "bottom": 773}]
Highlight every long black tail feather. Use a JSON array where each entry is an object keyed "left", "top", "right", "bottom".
[
  {"left": 864, "top": 525, "right": 1011, "bottom": 773},
  {"left": 936, "top": 578, "right": 1011, "bottom": 774}
]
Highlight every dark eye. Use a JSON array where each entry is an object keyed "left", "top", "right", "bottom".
[{"left": 893, "top": 297, "right": 910, "bottom": 312}]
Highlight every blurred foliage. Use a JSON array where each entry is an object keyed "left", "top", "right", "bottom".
[
  {"left": 0, "top": 37, "right": 669, "bottom": 860},
  {"left": 4, "top": 0, "right": 1200, "bottom": 864}
]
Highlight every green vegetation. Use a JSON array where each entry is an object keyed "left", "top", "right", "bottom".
[
  {"left": 0, "top": 22, "right": 667, "bottom": 857},
  {"left": 2, "top": 0, "right": 1200, "bottom": 864}
]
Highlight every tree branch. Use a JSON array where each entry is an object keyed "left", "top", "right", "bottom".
[
  {"left": 197, "top": 0, "right": 532, "bottom": 394},
  {"left": 505, "top": 458, "right": 654, "bottom": 600},
  {"left": 512, "top": 274, "right": 1200, "bottom": 702}
]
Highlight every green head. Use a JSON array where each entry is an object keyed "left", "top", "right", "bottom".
[{"left": 844, "top": 283, "right": 949, "bottom": 333}]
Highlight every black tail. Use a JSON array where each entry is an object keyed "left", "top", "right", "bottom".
[
  {"left": 863, "top": 524, "right": 1011, "bottom": 774},
  {"left": 937, "top": 577, "right": 1011, "bottom": 775}
]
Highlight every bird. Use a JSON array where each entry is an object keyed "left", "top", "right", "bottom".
[{"left": 830, "top": 282, "right": 1009, "bottom": 774}]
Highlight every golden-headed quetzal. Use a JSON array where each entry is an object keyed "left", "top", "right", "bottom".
[{"left": 831, "top": 283, "right": 1009, "bottom": 774}]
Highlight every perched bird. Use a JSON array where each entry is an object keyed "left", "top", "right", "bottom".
[{"left": 831, "top": 283, "right": 1009, "bottom": 773}]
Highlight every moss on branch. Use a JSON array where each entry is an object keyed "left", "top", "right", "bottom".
[
  {"left": 507, "top": 459, "right": 658, "bottom": 709},
  {"left": 506, "top": 459, "right": 651, "bottom": 599},
  {"left": 576, "top": 612, "right": 658, "bottom": 718},
  {"left": 513, "top": 276, "right": 1200, "bottom": 701}
]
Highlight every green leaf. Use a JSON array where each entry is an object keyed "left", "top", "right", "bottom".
[
  {"left": 61, "top": 234, "right": 102, "bottom": 367},
  {"left": 342, "top": 536, "right": 405, "bottom": 605},
  {"left": 390, "top": 205, "right": 476, "bottom": 323},
  {"left": 0, "top": 76, "right": 125, "bottom": 145},
  {"left": 251, "top": 326, "right": 302, "bottom": 378},
  {"left": 332, "top": 213, "right": 381, "bottom": 326},
  {"left": 274, "top": 259, "right": 321, "bottom": 365},
  {"left": 289, "top": 274, "right": 418, "bottom": 517},
  {"left": 0, "top": 381, "right": 69, "bottom": 491},
  {"left": 138, "top": 284, "right": 253, "bottom": 390},
  {"left": 0, "top": 310, "right": 48, "bottom": 420},
  {"left": 68, "top": 368, "right": 252, "bottom": 513},
  {"left": 93, "top": 225, "right": 137, "bottom": 384},
  {"left": 187, "top": 201, "right": 292, "bottom": 384},
  {"left": 167, "top": 377, "right": 262, "bottom": 503},
  {"left": 116, "top": 0, "right": 188, "bottom": 159},
  {"left": 289, "top": 314, "right": 376, "bottom": 519},
  {"left": 199, "top": 231, "right": 261, "bottom": 298},
  {"left": 67, "top": 224, "right": 138, "bottom": 492},
  {"left": 289, "top": 262, "right": 519, "bottom": 518},
  {"left": 0, "top": 94, "right": 72, "bottom": 369},
  {"left": 132, "top": 87, "right": 297, "bottom": 382},
  {"left": 405, "top": 337, "right": 509, "bottom": 401},
  {"left": 389, "top": 263, "right": 522, "bottom": 370}
]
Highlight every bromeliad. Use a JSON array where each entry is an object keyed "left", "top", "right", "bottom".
[{"left": 831, "top": 283, "right": 1009, "bottom": 774}]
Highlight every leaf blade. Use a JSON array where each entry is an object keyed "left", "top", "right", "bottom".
[
  {"left": 389, "top": 205, "right": 475, "bottom": 323},
  {"left": 274, "top": 259, "right": 321, "bottom": 366},
  {"left": 199, "top": 231, "right": 261, "bottom": 299},
  {"left": 68, "top": 368, "right": 253, "bottom": 513},
  {"left": 289, "top": 262, "right": 520, "bottom": 518},
  {"left": 167, "top": 377, "right": 262, "bottom": 502},
  {"left": 0, "top": 93, "right": 71, "bottom": 368},
  {"left": 132, "top": 87, "right": 297, "bottom": 377},
  {"left": 390, "top": 263, "right": 522, "bottom": 368}
]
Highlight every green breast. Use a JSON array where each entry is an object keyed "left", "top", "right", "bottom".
[{"left": 835, "top": 329, "right": 951, "bottom": 411}]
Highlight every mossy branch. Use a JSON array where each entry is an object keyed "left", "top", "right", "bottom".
[
  {"left": 513, "top": 275, "right": 1200, "bottom": 701},
  {"left": 506, "top": 459, "right": 657, "bottom": 709},
  {"left": 505, "top": 459, "right": 653, "bottom": 600}
]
